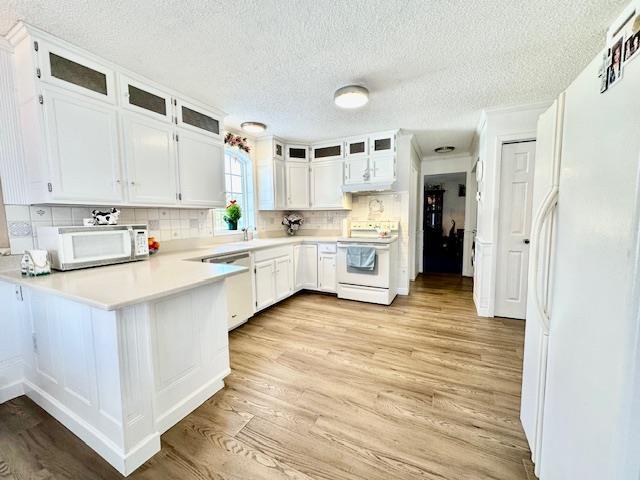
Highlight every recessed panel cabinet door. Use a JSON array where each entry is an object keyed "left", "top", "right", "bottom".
[
  {"left": 311, "top": 161, "right": 343, "bottom": 208},
  {"left": 344, "top": 157, "right": 369, "bottom": 184},
  {"left": 255, "top": 260, "right": 276, "bottom": 310},
  {"left": 177, "top": 130, "right": 225, "bottom": 207},
  {"left": 286, "top": 162, "right": 310, "bottom": 208},
  {"left": 122, "top": 114, "right": 177, "bottom": 205},
  {"left": 275, "top": 256, "right": 292, "bottom": 300},
  {"left": 294, "top": 244, "right": 318, "bottom": 289},
  {"left": 370, "top": 155, "right": 395, "bottom": 182},
  {"left": 318, "top": 253, "right": 337, "bottom": 293},
  {"left": 274, "top": 160, "right": 286, "bottom": 209},
  {"left": 42, "top": 86, "right": 123, "bottom": 203}
]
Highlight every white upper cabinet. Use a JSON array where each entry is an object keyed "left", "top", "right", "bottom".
[
  {"left": 176, "top": 100, "right": 222, "bottom": 140},
  {"left": 286, "top": 162, "right": 310, "bottom": 209},
  {"left": 6, "top": 24, "right": 228, "bottom": 207},
  {"left": 311, "top": 141, "right": 343, "bottom": 161},
  {"left": 344, "top": 156, "right": 370, "bottom": 185},
  {"left": 177, "top": 130, "right": 225, "bottom": 207},
  {"left": 120, "top": 75, "right": 172, "bottom": 123},
  {"left": 369, "top": 131, "right": 396, "bottom": 155},
  {"left": 310, "top": 160, "right": 346, "bottom": 209},
  {"left": 42, "top": 85, "right": 123, "bottom": 203},
  {"left": 121, "top": 113, "right": 178, "bottom": 205},
  {"left": 39, "top": 42, "right": 116, "bottom": 104},
  {"left": 286, "top": 144, "right": 309, "bottom": 162},
  {"left": 370, "top": 154, "right": 395, "bottom": 182},
  {"left": 345, "top": 136, "right": 369, "bottom": 157},
  {"left": 273, "top": 139, "right": 284, "bottom": 160}
]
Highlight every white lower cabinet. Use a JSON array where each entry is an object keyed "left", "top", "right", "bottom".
[
  {"left": 177, "top": 129, "right": 225, "bottom": 207},
  {"left": 274, "top": 255, "right": 293, "bottom": 300},
  {"left": 294, "top": 244, "right": 318, "bottom": 290},
  {"left": 122, "top": 113, "right": 178, "bottom": 205},
  {"left": 253, "top": 246, "right": 294, "bottom": 311},
  {"left": 318, "top": 253, "right": 337, "bottom": 293},
  {"left": 255, "top": 259, "right": 276, "bottom": 310}
]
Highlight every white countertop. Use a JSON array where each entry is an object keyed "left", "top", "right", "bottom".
[{"left": 0, "top": 235, "right": 353, "bottom": 311}]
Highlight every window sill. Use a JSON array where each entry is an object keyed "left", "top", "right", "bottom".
[{"left": 214, "top": 230, "right": 244, "bottom": 237}]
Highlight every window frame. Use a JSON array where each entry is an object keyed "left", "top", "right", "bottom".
[{"left": 214, "top": 147, "right": 255, "bottom": 234}]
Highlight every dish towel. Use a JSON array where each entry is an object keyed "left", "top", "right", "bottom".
[{"left": 346, "top": 246, "right": 376, "bottom": 271}]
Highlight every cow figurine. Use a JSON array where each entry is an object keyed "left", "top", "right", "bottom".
[{"left": 91, "top": 208, "right": 120, "bottom": 225}]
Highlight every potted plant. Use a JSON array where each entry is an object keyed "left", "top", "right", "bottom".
[
  {"left": 224, "top": 200, "right": 242, "bottom": 230},
  {"left": 282, "top": 213, "right": 304, "bottom": 236}
]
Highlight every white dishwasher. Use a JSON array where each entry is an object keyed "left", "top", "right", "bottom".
[{"left": 204, "top": 252, "right": 254, "bottom": 330}]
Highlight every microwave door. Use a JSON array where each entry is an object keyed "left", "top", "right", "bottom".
[{"left": 61, "top": 229, "right": 133, "bottom": 267}]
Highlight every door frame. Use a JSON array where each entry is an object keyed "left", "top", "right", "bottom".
[{"left": 492, "top": 134, "right": 536, "bottom": 318}]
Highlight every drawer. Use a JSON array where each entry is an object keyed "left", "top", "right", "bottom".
[
  {"left": 317, "top": 243, "right": 337, "bottom": 254},
  {"left": 254, "top": 245, "right": 293, "bottom": 262}
]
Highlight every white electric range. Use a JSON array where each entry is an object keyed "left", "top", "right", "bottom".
[{"left": 336, "top": 221, "right": 399, "bottom": 305}]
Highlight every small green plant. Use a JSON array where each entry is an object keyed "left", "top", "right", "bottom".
[{"left": 224, "top": 200, "right": 242, "bottom": 229}]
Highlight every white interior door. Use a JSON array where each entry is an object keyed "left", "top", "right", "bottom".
[{"left": 495, "top": 141, "right": 536, "bottom": 319}]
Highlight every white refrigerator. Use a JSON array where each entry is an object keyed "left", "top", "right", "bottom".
[{"left": 521, "top": 2, "right": 640, "bottom": 478}]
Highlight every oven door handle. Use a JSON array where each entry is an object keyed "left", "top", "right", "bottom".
[{"left": 337, "top": 243, "right": 390, "bottom": 250}]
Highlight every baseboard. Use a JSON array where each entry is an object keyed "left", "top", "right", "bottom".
[
  {"left": 473, "top": 291, "right": 491, "bottom": 317},
  {"left": 23, "top": 380, "right": 160, "bottom": 476},
  {"left": 155, "top": 371, "right": 229, "bottom": 434},
  {"left": 0, "top": 380, "right": 24, "bottom": 404}
]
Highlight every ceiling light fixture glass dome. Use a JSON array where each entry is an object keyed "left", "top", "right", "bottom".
[
  {"left": 241, "top": 121, "right": 267, "bottom": 134},
  {"left": 334, "top": 85, "right": 369, "bottom": 109}
]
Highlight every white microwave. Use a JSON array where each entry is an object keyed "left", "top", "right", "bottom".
[{"left": 37, "top": 225, "right": 149, "bottom": 271}]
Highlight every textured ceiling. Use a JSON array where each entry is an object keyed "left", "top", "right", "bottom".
[{"left": 0, "top": 0, "right": 626, "bottom": 156}]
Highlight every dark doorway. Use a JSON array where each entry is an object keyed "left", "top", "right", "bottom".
[{"left": 423, "top": 173, "right": 466, "bottom": 274}]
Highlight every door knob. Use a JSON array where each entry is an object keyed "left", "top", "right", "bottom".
[{"left": 523, "top": 239, "right": 530, "bottom": 244}]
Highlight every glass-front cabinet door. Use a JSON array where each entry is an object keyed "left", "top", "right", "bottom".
[
  {"left": 369, "top": 131, "right": 396, "bottom": 155},
  {"left": 40, "top": 43, "right": 116, "bottom": 103},
  {"left": 120, "top": 75, "right": 172, "bottom": 122},
  {"left": 176, "top": 100, "right": 222, "bottom": 139},
  {"left": 285, "top": 144, "right": 309, "bottom": 162},
  {"left": 345, "top": 136, "right": 369, "bottom": 157},
  {"left": 311, "top": 141, "right": 343, "bottom": 161}
]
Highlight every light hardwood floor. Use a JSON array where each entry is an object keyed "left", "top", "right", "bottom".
[{"left": 0, "top": 274, "right": 535, "bottom": 480}]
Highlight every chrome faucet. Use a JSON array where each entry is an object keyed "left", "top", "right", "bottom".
[{"left": 242, "top": 228, "right": 249, "bottom": 241}]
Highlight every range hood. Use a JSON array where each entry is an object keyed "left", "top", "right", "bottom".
[{"left": 342, "top": 181, "right": 395, "bottom": 193}]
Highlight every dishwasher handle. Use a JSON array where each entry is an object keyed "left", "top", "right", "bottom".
[{"left": 203, "top": 252, "right": 250, "bottom": 264}]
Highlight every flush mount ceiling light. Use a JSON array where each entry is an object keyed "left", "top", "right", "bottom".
[
  {"left": 434, "top": 146, "right": 455, "bottom": 154},
  {"left": 241, "top": 121, "right": 267, "bottom": 134},
  {"left": 334, "top": 85, "right": 369, "bottom": 109}
]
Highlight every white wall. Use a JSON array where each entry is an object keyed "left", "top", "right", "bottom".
[
  {"left": 471, "top": 102, "right": 550, "bottom": 316},
  {"left": 420, "top": 154, "right": 477, "bottom": 277}
]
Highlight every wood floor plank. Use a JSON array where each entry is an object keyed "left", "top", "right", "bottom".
[{"left": 0, "top": 273, "right": 532, "bottom": 479}]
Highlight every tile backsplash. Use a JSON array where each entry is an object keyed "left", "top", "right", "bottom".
[
  {"left": 5, "top": 204, "right": 216, "bottom": 254},
  {"left": 256, "top": 210, "right": 350, "bottom": 233}
]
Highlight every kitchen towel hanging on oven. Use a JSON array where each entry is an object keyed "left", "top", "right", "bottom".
[{"left": 346, "top": 246, "right": 376, "bottom": 271}]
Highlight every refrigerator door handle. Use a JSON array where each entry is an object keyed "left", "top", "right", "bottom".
[{"left": 531, "top": 188, "right": 559, "bottom": 334}]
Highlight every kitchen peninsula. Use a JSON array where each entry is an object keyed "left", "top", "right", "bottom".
[{"left": 0, "top": 252, "right": 246, "bottom": 476}]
